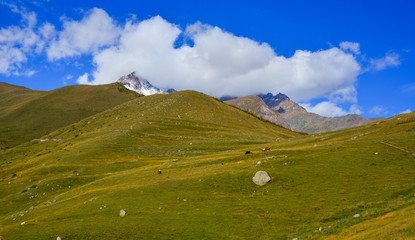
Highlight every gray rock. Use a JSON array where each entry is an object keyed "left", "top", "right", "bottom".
[
  {"left": 120, "top": 209, "right": 126, "bottom": 217},
  {"left": 252, "top": 171, "right": 271, "bottom": 186},
  {"left": 57, "top": 237, "right": 61, "bottom": 240}
]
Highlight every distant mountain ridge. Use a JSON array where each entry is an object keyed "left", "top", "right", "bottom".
[
  {"left": 116, "top": 72, "right": 175, "bottom": 95},
  {"left": 226, "top": 93, "right": 382, "bottom": 133}
]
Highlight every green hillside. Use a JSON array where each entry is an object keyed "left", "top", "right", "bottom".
[
  {"left": 0, "top": 82, "right": 45, "bottom": 117},
  {"left": 0, "top": 83, "right": 139, "bottom": 148},
  {"left": 0, "top": 89, "right": 414, "bottom": 239}
]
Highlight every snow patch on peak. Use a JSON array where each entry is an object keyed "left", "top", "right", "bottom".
[{"left": 116, "top": 72, "right": 175, "bottom": 95}]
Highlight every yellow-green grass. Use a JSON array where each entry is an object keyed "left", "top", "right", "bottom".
[
  {"left": 0, "top": 82, "right": 44, "bottom": 116},
  {"left": 323, "top": 203, "right": 415, "bottom": 239},
  {"left": 0, "top": 83, "right": 139, "bottom": 148},
  {"left": 0, "top": 90, "right": 414, "bottom": 239}
]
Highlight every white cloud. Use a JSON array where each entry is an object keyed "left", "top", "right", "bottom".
[
  {"left": 349, "top": 104, "right": 363, "bottom": 115},
  {"left": 77, "top": 73, "right": 89, "bottom": 84},
  {"left": 0, "top": 6, "right": 403, "bottom": 107},
  {"left": 83, "top": 15, "right": 361, "bottom": 102},
  {"left": 369, "top": 52, "right": 400, "bottom": 71},
  {"left": 369, "top": 105, "right": 388, "bottom": 116},
  {"left": 340, "top": 41, "right": 360, "bottom": 55},
  {"left": 399, "top": 109, "right": 411, "bottom": 114},
  {"left": 300, "top": 102, "right": 362, "bottom": 117},
  {"left": 0, "top": 46, "right": 27, "bottom": 74},
  {"left": 0, "top": 4, "right": 54, "bottom": 75},
  {"left": 328, "top": 86, "right": 357, "bottom": 103},
  {"left": 47, "top": 8, "right": 121, "bottom": 60}
]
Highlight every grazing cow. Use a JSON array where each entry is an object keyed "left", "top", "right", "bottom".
[
  {"left": 245, "top": 151, "right": 251, "bottom": 154},
  {"left": 262, "top": 147, "right": 271, "bottom": 152},
  {"left": 158, "top": 169, "right": 162, "bottom": 174}
]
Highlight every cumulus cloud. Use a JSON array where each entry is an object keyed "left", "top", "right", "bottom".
[
  {"left": 369, "top": 52, "right": 400, "bottom": 71},
  {"left": 399, "top": 109, "right": 411, "bottom": 114},
  {"left": 0, "top": 45, "right": 26, "bottom": 74},
  {"left": 369, "top": 105, "right": 388, "bottom": 116},
  {"left": 0, "top": 3, "right": 53, "bottom": 75},
  {"left": 77, "top": 72, "right": 90, "bottom": 84},
  {"left": 340, "top": 41, "right": 360, "bottom": 55},
  {"left": 82, "top": 15, "right": 361, "bottom": 102},
  {"left": 47, "top": 8, "right": 121, "bottom": 60},
  {"left": 300, "top": 102, "right": 362, "bottom": 117}
]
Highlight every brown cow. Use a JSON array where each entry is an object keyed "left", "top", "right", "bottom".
[{"left": 262, "top": 147, "right": 271, "bottom": 152}]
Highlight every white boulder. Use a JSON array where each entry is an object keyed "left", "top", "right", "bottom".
[
  {"left": 120, "top": 209, "right": 126, "bottom": 217},
  {"left": 252, "top": 171, "right": 271, "bottom": 186}
]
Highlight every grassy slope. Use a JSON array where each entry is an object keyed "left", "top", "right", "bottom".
[
  {"left": 0, "top": 83, "right": 139, "bottom": 148},
  {"left": 0, "top": 90, "right": 414, "bottom": 239},
  {"left": 0, "top": 82, "right": 45, "bottom": 116},
  {"left": 323, "top": 204, "right": 415, "bottom": 239}
]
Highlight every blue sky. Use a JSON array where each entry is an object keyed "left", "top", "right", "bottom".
[{"left": 0, "top": 0, "right": 414, "bottom": 118}]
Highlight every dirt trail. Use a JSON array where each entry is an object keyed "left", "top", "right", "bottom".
[{"left": 380, "top": 141, "right": 415, "bottom": 156}]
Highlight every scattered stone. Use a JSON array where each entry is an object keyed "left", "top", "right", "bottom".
[
  {"left": 292, "top": 238, "right": 298, "bottom": 240},
  {"left": 353, "top": 213, "right": 360, "bottom": 218},
  {"left": 21, "top": 221, "right": 25, "bottom": 225},
  {"left": 252, "top": 171, "right": 271, "bottom": 186},
  {"left": 257, "top": 161, "right": 262, "bottom": 165},
  {"left": 375, "top": 152, "right": 378, "bottom": 155},
  {"left": 57, "top": 237, "right": 61, "bottom": 240},
  {"left": 319, "top": 226, "right": 322, "bottom": 231},
  {"left": 120, "top": 209, "right": 126, "bottom": 217}
]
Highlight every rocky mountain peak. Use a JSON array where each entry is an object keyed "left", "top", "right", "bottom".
[
  {"left": 116, "top": 72, "right": 175, "bottom": 95},
  {"left": 257, "top": 93, "right": 289, "bottom": 108}
]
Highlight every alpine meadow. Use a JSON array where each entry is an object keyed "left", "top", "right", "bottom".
[{"left": 1, "top": 84, "right": 415, "bottom": 239}]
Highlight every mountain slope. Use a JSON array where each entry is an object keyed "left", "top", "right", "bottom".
[
  {"left": 226, "top": 93, "right": 381, "bottom": 133},
  {"left": 0, "top": 83, "right": 139, "bottom": 148},
  {"left": 324, "top": 203, "right": 415, "bottom": 239},
  {"left": 0, "top": 86, "right": 414, "bottom": 239},
  {"left": 0, "top": 82, "right": 45, "bottom": 116}
]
